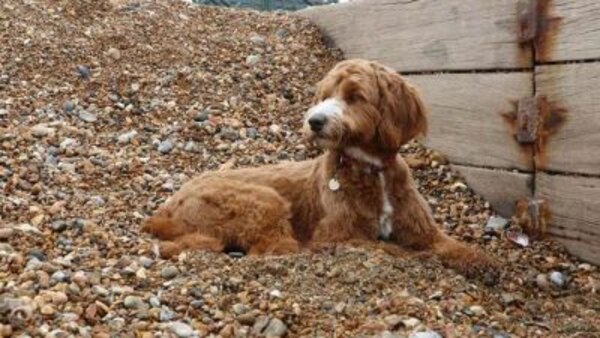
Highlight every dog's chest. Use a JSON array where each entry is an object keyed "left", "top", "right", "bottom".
[{"left": 378, "top": 173, "right": 394, "bottom": 240}]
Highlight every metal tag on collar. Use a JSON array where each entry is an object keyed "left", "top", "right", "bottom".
[{"left": 328, "top": 177, "right": 340, "bottom": 191}]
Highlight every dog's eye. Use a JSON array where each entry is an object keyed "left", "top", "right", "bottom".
[{"left": 346, "top": 92, "right": 362, "bottom": 104}]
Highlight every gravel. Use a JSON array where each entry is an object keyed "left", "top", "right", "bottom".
[{"left": 0, "top": 0, "right": 598, "bottom": 337}]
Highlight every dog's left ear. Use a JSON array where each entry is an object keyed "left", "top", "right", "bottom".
[{"left": 375, "top": 67, "right": 429, "bottom": 151}]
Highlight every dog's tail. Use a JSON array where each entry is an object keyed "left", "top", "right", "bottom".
[{"left": 141, "top": 215, "right": 186, "bottom": 240}]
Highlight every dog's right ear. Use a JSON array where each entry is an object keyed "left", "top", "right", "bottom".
[{"left": 375, "top": 67, "right": 429, "bottom": 151}]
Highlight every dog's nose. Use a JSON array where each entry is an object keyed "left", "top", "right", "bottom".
[{"left": 308, "top": 114, "right": 327, "bottom": 132}]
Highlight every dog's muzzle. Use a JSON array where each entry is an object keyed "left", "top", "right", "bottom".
[{"left": 305, "top": 98, "right": 343, "bottom": 134}]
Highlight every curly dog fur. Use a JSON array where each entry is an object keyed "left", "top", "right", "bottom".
[{"left": 143, "top": 59, "right": 499, "bottom": 281}]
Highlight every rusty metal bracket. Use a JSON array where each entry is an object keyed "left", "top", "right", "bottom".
[
  {"left": 516, "top": 97, "right": 539, "bottom": 144},
  {"left": 519, "top": 0, "right": 539, "bottom": 45}
]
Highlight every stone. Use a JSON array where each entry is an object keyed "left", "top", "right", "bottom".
[
  {"left": 252, "top": 316, "right": 270, "bottom": 334},
  {"left": 107, "top": 47, "right": 121, "bottom": 60},
  {"left": 149, "top": 296, "right": 161, "bottom": 308},
  {"left": 485, "top": 216, "right": 509, "bottom": 231},
  {"left": 31, "top": 124, "right": 56, "bottom": 137},
  {"left": 161, "top": 265, "right": 179, "bottom": 279},
  {"left": 246, "top": 54, "right": 261, "bottom": 65},
  {"left": 549, "top": 271, "right": 566, "bottom": 288},
  {"left": 50, "top": 220, "right": 68, "bottom": 232},
  {"left": 402, "top": 317, "right": 421, "bottom": 329},
  {"left": 117, "top": 130, "right": 137, "bottom": 144},
  {"left": 51, "top": 270, "right": 68, "bottom": 283},
  {"left": 157, "top": 140, "right": 174, "bottom": 154},
  {"left": 194, "top": 111, "right": 210, "bottom": 122},
  {"left": 169, "top": 322, "right": 194, "bottom": 338},
  {"left": 232, "top": 303, "right": 248, "bottom": 315},
  {"left": 469, "top": 305, "right": 486, "bottom": 316},
  {"left": 159, "top": 307, "right": 176, "bottom": 321},
  {"left": 250, "top": 35, "right": 266, "bottom": 46},
  {"left": 78, "top": 110, "right": 97, "bottom": 123},
  {"left": 0, "top": 228, "right": 14, "bottom": 240},
  {"left": 409, "top": 331, "right": 443, "bottom": 338},
  {"left": 76, "top": 65, "right": 91, "bottom": 79},
  {"left": 0, "top": 243, "right": 14, "bottom": 253},
  {"left": 123, "top": 296, "right": 146, "bottom": 309},
  {"left": 263, "top": 318, "right": 287, "bottom": 337},
  {"left": 63, "top": 101, "right": 75, "bottom": 113}
]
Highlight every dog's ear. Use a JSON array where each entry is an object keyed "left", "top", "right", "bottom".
[{"left": 375, "top": 67, "right": 428, "bottom": 151}]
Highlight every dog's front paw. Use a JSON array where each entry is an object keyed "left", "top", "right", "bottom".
[{"left": 450, "top": 250, "right": 501, "bottom": 286}]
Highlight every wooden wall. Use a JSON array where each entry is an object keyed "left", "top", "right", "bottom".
[{"left": 300, "top": 0, "right": 600, "bottom": 265}]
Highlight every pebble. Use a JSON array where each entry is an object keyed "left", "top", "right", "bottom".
[
  {"left": 169, "top": 321, "right": 194, "bottom": 338},
  {"left": 194, "top": 111, "right": 210, "bottom": 122},
  {"left": 269, "top": 289, "right": 282, "bottom": 299},
  {"left": 117, "top": 130, "right": 138, "bottom": 144},
  {"left": 469, "top": 305, "right": 486, "bottom": 316},
  {"left": 63, "top": 101, "right": 75, "bottom": 113},
  {"left": 78, "top": 110, "right": 97, "bottom": 123},
  {"left": 161, "top": 265, "right": 179, "bottom": 279},
  {"left": 232, "top": 303, "right": 248, "bottom": 315},
  {"left": 149, "top": 296, "right": 161, "bottom": 308},
  {"left": 123, "top": 296, "right": 146, "bottom": 309},
  {"left": 485, "top": 216, "right": 509, "bottom": 231},
  {"left": 40, "top": 304, "right": 56, "bottom": 315},
  {"left": 139, "top": 256, "right": 154, "bottom": 268},
  {"left": 253, "top": 316, "right": 270, "bottom": 334},
  {"left": 0, "top": 243, "right": 14, "bottom": 253},
  {"left": 246, "top": 127, "right": 258, "bottom": 139},
  {"left": 409, "top": 331, "right": 443, "bottom": 338},
  {"left": 50, "top": 220, "right": 68, "bottom": 232},
  {"left": 157, "top": 140, "right": 174, "bottom": 154},
  {"left": 31, "top": 124, "right": 56, "bottom": 137},
  {"left": 51, "top": 270, "right": 68, "bottom": 283},
  {"left": 76, "top": 65, "right": 91, "bottom": 79},
  {"left": 159, "top": 307, "right": 176, "bottom": 321},
  {"left": 107, "top": 47, "right": 121, "bottom": 60},
  {"left": 549, "top": 271, "right": 566, "bottom": 288},
  {"left": 184, "top": 141, "right": 199, "bottom": 153},
  {"left": 59, "top": 138, "right": 77, "bottom": 151},
  {"left": 92, "top": 285, "right": 110, "bottom": 297},
  {"left": 246, "top": 54, "right": 261, "bottom": 65},
  {"left": 263, "top": 318, "right": 287, "bottom": 337},
  {"left": 536, "top": 273, "right": 550, "bottom": 290},
  {"left": 0, "top": 228, "right": 14, "bottom": 240},
  {"left": 402, "top": 317, "right": 421, "bottom": 329},
  {"left": 250, "top": 35, "right": 266, "bottom": 46}
]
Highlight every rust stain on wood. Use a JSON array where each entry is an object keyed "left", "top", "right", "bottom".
[
  {"left": 518, "top": 0, "right": 562, "bottom": 62},
  {"left": 501, "top": 95, "right": 567, "bottom": 170}
]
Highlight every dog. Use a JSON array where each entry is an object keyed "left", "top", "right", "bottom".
[{"left": 143, "top": 59, "right": 498, "bottom": 282}]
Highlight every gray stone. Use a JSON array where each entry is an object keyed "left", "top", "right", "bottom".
[
  {"left": 160, "top": 265, "right": 179, "bottom": 279},
  {"left": 50, "top": 220, "right": 68, "bottom": 232},
  {"left": 409, "top": 331, "right": 443, "bottom": 338},
  {"left": 117, "top": 130, "right": 137, "bottom": 144},
  {"left": 194, "top": 111, "right": 210, "bottom": 122},
  {"left": 123, "top": 295, "right": 146, "bottom": 309},
  {"left": 246, "top": 54, "right": 261, "bottom": 65},
  {"left": 549, "top": 271, "right": 566, "bottom": 288},
  {"left": 0, "top": 243, "right": 14, "bottom": 253},
  {"left": 139, "top": 256, "right": 154, "bottom": 268},
  {"left": 63, "top": 101, "right": 75, "bottom": 113},
  {"left": 184, "top": 141, "right": 199, "bottom": 153},
  {"left": 77, "top": 65, "right": 91, "bottom": 79},
  {"left": 485, "top": 216, "right": 509, "bottom": 231},
  {"left": 250, "top": 35, "right": 266, "bottom": 46},
  {"left": 51, "top": 270, "right": 68, "bottom": 283},
  {"left": 31, "top": 124, "right": 56, "bottom": 137},
  {"left": 158, "top": 140, "right": 174, "bottom": 154},
  {"left": 160, "top": 306, "right": 176, "bottom": 321},
  {"left": 232, "top": 303, "right": 248, "bottom": 315},
  {"left": 246, "top": 127, "right": 258, "bottom": 139},
  {"left": 169, "top": 321, "right": 194, "bottom": 338},
  {"left": 78, "top": 110, "right": 97, "bottom": 123},
  {"left": 252, "top": 315, "right": 270, "bottom": 334},
  {"left": 263, "top": 318, "right": 287, "bottom": 337},
  {"left": 149, "top": 296, "right": 161, "bottom": 308}
]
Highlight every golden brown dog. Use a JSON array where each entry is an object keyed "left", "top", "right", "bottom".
[{"left": 143, "top": 59, "right": 498, "bottom": 281}]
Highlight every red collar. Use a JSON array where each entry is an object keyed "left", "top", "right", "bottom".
[{"left": 338, "top": 152, "right": 396, "bottom": 174}]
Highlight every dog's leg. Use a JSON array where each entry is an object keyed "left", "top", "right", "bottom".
[
  {"left": 391, "top": 188, "right": 500, "bottom": 284},
  {"left": 248, "top": 237, "right": 300, "bottom": 255},
  {"left": 158, "top": 233, "right": 224, "bottom": 259},
  {"left": 142, "top": 215, "right": 187, "bottom": 240}
]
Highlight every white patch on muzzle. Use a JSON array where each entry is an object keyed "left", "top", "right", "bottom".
[{"left": 306, "top": 98, "right": 344, "bottom": 121}]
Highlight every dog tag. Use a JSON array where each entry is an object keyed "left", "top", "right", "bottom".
[{"left": 328, "top": 178, "right": 340, "bottom": 191}]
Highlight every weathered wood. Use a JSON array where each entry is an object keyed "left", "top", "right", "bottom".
[
  {"left": 407, "top": 72, "right": 533, "bottom": 171},
  {"left": 538, "top": 0, "right": 600, "bottom": 62},
  {"left": 536, "top": 173, "right": 600, "bottom": 265},
  {"left": 299, "top": 0, "right": 530, "bottom": 72},
  {"left": 535, "top": 63, "right": 600, "bottom": 175},
  {"left": 452, "top": 165, "right": 533, "bottom": 217}
]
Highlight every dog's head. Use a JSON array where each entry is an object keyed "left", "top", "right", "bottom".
[{"left": 303, "top": 59, "right": 428, "bottom": 156}]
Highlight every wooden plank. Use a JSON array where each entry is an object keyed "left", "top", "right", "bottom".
[
  {"left": 298, "top": 0, "right": 530, "bottom": 72},
  {"left": 536, "top": 173, "right": 600, "bottom": 265},
  {"left": 535, "top": 63, "right": 600, "bottom": 175},
  {"left": 452, "top": 165, "right": 533, "bottom": 217},
  {"left": 538, "top": 0, "right": 600, "bottom": 62},
  {"left": 407, "top": 72, "right": 533, "bottom": 171}
]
